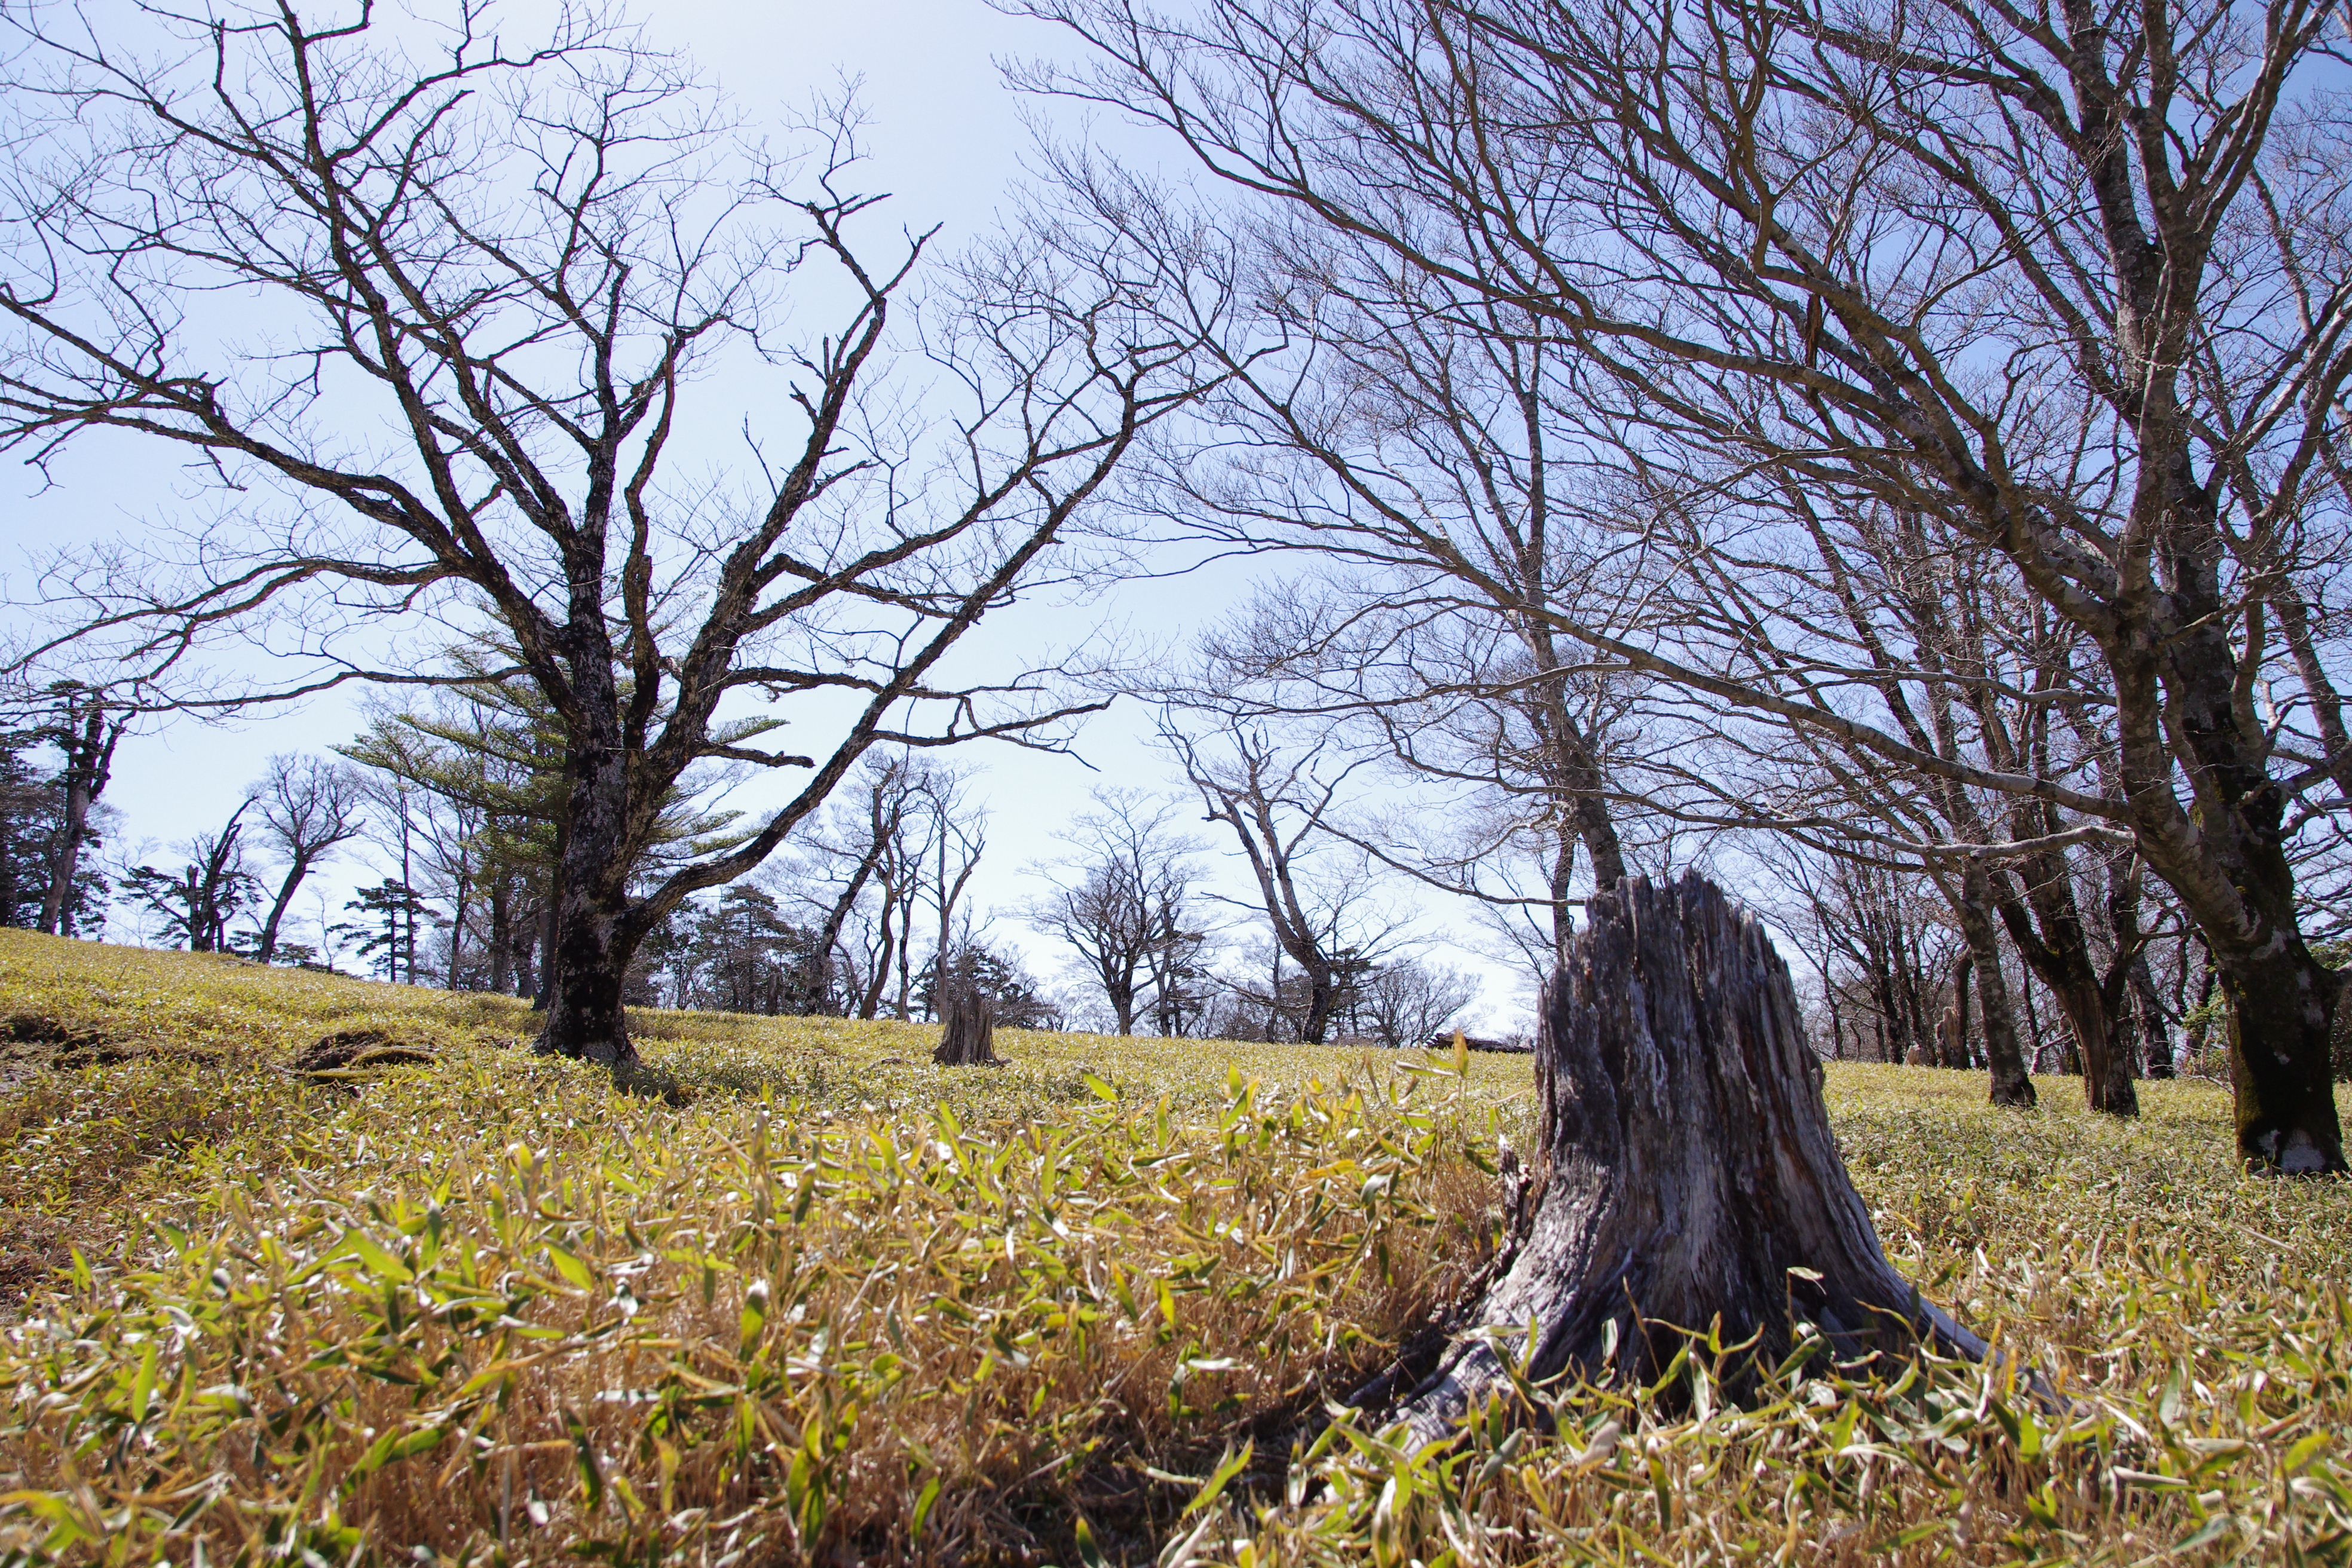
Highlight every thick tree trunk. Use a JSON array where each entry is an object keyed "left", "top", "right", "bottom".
[
  {"left": 933, "top": 973, "right": 1000, "bottom": 1066},
  {"left": 2121, "top": 531, "right": 2344, "bottom": 1171},
  {"left": 1392, "top": 874, "right": 1984, "bottom": 1446},
  {"left": 1977, "top": 959, "right": 2033, "bottom": 1102},
  {"left": 2221, "top": 944, "right": 2341, "bottom": 1171},
  {"left": 534, "top": 755, "right": 639, "bottom": 1069},
  {"left": 2045, "top": 973, "right": 2137, "bottom": 1117},
  {"left": 538, "top": 950, "right": 634, "bottom": 1068}
]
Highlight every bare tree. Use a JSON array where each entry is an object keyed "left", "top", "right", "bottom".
[
  {"left": 1164, "top": 716, "right": 1398, "bottom": 1043},
  {"left": 1022, "top": 0, "right": 2352, "bottom": 1171},
  {"left": 0, "top": 2, "right": 1218, "bottom": 1069},
  {"left": 1195, "top": 584, "right": 1650, "bottom": 981},
  {"left": 1024, "top": 787, "right": 1203, "bottom": 1034},
  {"left": 918, "top": 766, "right": 988, "bottom": 1018},
  {"left": 773, "top": 757, "right": 908, "bottom": 1015},
  {"left": 29, "top": 685, "right": 124, "bottom": 937},
  {"left": 1141, "top": 892, "right": 1216, "bottom": 1037},
  {"left": 123, "top": 802, "right": 256, "bottom": 952},
  {"left": 1356, "top": 958, "right": 1481, "bottom": 1050},
  {"left": 247, "top": 754, "right": 364, "bottom": 963},
  {"left": 777, "top": 753, "right": 990, "bottom": 1021}
]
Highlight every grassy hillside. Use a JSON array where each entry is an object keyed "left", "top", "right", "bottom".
[{"left": 0, "top": 932, "right": 2344, "bottom": 1564}]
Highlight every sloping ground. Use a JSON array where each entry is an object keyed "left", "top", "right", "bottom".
[{"left": 0, "top": 932, "right": 2345, "bottom": 1564}]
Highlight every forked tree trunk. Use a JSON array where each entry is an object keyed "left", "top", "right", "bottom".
[
  {"left": 1393, "top": 873, "right": 1985, "bottom": 1447},
  {"left": 933, "top": 976, "right": 1000, "bottom": 1067}
]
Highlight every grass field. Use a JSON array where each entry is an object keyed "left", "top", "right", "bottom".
[{"left": 0, "top": 930, "right": 2344, "bottom": 1565}]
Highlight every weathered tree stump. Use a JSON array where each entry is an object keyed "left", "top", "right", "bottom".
[
  {"left": 1393, "top": 873, "right": 1986, "bottom": 1445},
  {"left": 932, "top": 979, "right": 1001, "bottom": 1067}
]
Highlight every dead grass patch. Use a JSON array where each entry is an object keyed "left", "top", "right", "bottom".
[{"left": 0, "top": 935, "right": 2341, "bottom": 1564}]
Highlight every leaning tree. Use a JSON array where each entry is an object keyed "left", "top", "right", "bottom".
[
  {"left": 0, "top": 1, "right": 1220, "bottom": 1066},
  {"left": 1024, "top": 0, "right": 2352, "bottom": 1172}
]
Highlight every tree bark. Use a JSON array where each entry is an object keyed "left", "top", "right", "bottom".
[
  {"left": 534, "top": 752, "right": 638, "bottom": 1067},
  {"left": 1930, "top": 950, "right": 1973, "bottom": 1068},
  {"left": 487, "top": 878, "right": 513, "bottom": 996},
  {"left": 255, "top": 853, "right": 313, "bottom": 963},
  {"left": 1955, "top": 868, "right": 2036, "bottom": 1108},
  {"left": 1993, "top": 844, "right": 2137, "bottom": 1117},
  {"left": 2133, "top": 957, "right": 2174, "bottom": 1079},
  {"left": 38, "top": 699, "right": 122, "bottom": 938},
  {"left": 933, "top": 969, "right": 1000, "bottom": 1066},
  {"left": 2221, "top": 942, "right": 2341, "bottom": 1168},
  {"left": 1392, "top": 873, "right": 1984, "bottom": 1447},
  {"left": 537, "top": 947, "right": 631, "bottom": 1068},
  {"left": 2126, "top": 532, "right": 2343, "bottom": 1171}
]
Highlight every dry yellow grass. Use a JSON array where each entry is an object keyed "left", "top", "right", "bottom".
[{"left": 0, "top": 930, "right": 2343, "bottom": 1565}]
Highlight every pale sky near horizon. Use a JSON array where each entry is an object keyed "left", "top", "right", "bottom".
[{"left": 0, "top": 0, "right": 1548, "bottom": 1031}]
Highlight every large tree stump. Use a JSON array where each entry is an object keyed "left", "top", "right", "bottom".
[
  {"left": 1394, "top": 873, "right": 1985, "bottom": 1445},
  {"left": 932, "top": 978, "right": 1001, "bottom": 1067}
]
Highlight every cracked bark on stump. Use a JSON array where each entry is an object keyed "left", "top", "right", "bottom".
[
  {"left": 933, "top": 980, "right": 1000, "bottom": 1067},
  {"left": 1392, "top": 872, "right": 1986, "bottom": 1446}
]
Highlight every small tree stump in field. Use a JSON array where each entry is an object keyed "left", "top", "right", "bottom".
[
  {"left": 933, "top": 978, "right": 1000, "bottom": 1067},
  {"left": 1393, "top": 872, "right": 1986, "bottom": 1446}
]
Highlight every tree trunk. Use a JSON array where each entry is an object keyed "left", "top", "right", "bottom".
[
  {"left": 2126, "top": 535, "right": 2344, "bottom": 1172},
  {"left": 2045, "top": 973, "right": 2137, "bottom": 1117},
  {"left": 534, "top": 761, "right": 639, "bottom": 1068},
  {"left": 2221, "top": 943, "right": 2342, "bottom": 1171},
  {"left": 1392, "top": 873, "right": 1984, "bottom": 1447},
  {"left": 1931, "top": 950, "right": 1973, "bottom": 1068},
  {"left": 1956, "top": 875, "right": 2035, "bottom": 1108},
  {"left": 1996, "top": 856, "right": 2136, "bottom": 1116},
  {"left": 256, "top": 855, "right": 312, "bottom": 964},
  {"left": 806, "top": 854, "right": 877, "bottom": 1017},
  {"left": 537, "top": 935, "right": 634, "bottom": 1068},
  {"left": 2183, "top": 948, "right": 2216, "bottom": 1071},
  {"left": 1300, "top": 958, "right": 1338, "bottom": 1045},
  {"left": 2134, "top": 956, "right": 2175, "bottom": 1079},
  {"left": 39, "top": 703, "right": 121, "bottom": 937},
  {"left": 487, "top": 880, "right": 513, "bottom": 996},
  {"left": 933, "top": 970, "right": 1000, "bottom": 1066}
]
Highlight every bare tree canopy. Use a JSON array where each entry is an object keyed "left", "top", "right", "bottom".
[
  {"left": 1164, "top": 715, "right": 1401, "bottom": 1043},
  {"left": 1021, "top": 0, "right": 2352, "bottom": 1172},
  {"left": 0, "top": 1, "right": 1222, "bottom": 1065},
  {"left": 1022, "top": 786, "right": 1204, "bottom": 1034},
  {"left": 249, "top": 753, "right": 364, "bottom": 963}
]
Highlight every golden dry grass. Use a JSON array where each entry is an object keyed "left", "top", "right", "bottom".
[{"left": 0, "top": 930, "right": 2343, "bottom": 1566}]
